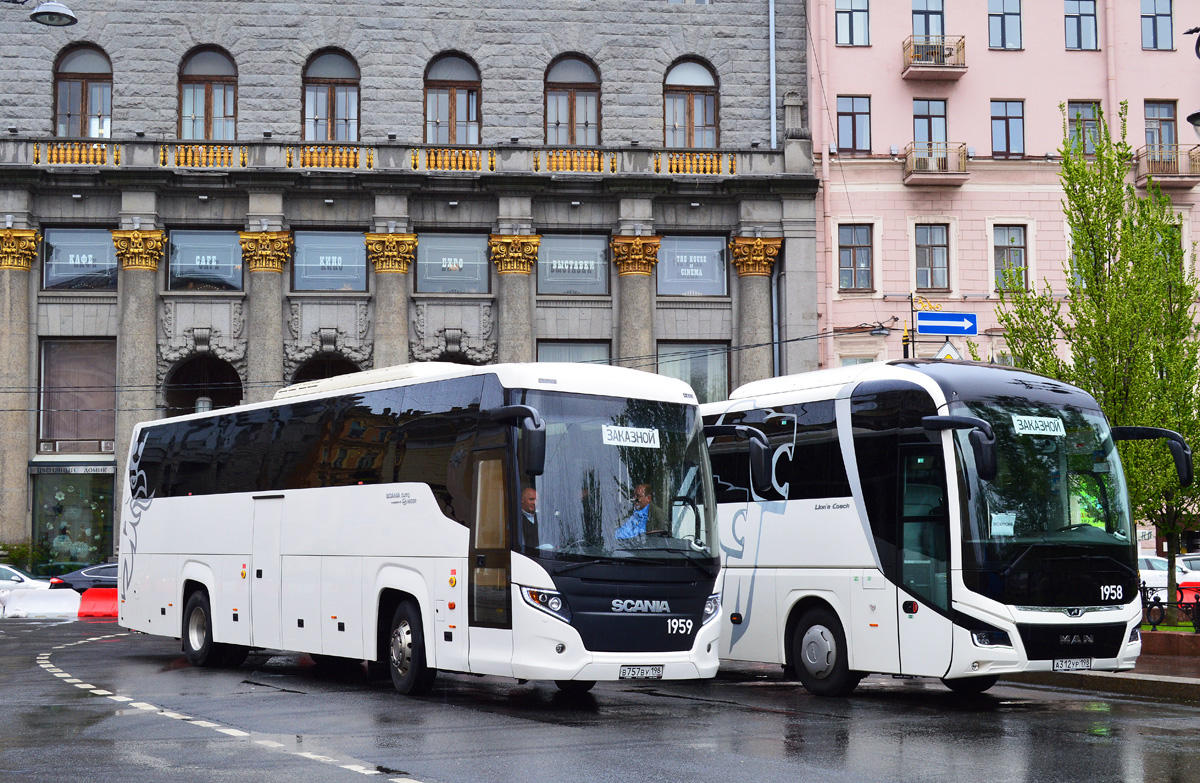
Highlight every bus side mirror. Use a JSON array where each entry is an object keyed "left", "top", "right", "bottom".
[
  {"left": 1111, "top": 426, "right": 1194, "bottom": 488},
  {"left": 923, "top": 415, "right": 997, "bottom": 482},
  {"left": 486, "top": 405, "right": 547, "bottom": 477},
  {"left": 704, "top": 424, "right": 772, "bottom": 496}
]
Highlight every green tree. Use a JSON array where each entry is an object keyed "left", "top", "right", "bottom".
[{"left": 996, "top": 102, "right": 1200, "bottom": 611}]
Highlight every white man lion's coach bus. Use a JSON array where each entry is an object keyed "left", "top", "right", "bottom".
[
  {"left": 118, "top": 362, "right": 735, "bottom": 695},
  {"left": 702, "top": 360, "right": 1192, "bottom": 696}
]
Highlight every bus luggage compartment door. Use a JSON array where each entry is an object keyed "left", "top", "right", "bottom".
[{"left": 250, "top": 496, "right": 283, "bottom": 650}]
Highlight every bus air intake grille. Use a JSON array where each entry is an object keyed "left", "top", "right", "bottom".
[{"left": 1014, "top": 623, "right": 1126, "bottom": 661}]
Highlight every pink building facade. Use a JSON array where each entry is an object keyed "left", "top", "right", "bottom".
[{"left": 809, "top": 0, "right": 1200, "bottom": 366}]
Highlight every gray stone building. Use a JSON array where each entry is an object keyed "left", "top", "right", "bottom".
[{"left": 0, "top": 0, "right": 816, "bottom": 568}]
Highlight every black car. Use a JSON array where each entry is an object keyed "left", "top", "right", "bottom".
[{"left": 49, "top": 563, "right": 118, "bottom": 592}]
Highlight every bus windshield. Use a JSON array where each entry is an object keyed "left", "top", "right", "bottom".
[
  {"left": 513, "top": 390, "right": 717, "bottom": 567},
  {"left": 951, "top": 399, "right": 1137, "bottom": 604}
]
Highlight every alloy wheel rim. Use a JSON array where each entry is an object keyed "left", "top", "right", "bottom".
[
  {"left": 390, "top": 620, "right": 413, "bottom": 677},
  {"left": 187, "top": 606, "right": 207, "bottom": 652}
]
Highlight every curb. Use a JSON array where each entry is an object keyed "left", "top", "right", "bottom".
[{"left": 1001, "top": 670, "right": 1200, "bottom": 702}]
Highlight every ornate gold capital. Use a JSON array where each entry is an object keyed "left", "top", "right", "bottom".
[
  {"left": 239, "top": 231, "right": 293, "bottom": 273},
  {"left": 489, "top": 234, "right": 541, "bottom": 275},
  {"left": 365, "top": 233, "right": 418, "bottom": 274},
  {"left": 0, "top": 228, "right": 40, "bottom": 271},
  {"left": 729, "top": 236, "right": 783, "bottom": 277},
  {"left": 610, "top": 235, "right": 662, "bottom": 276},
  {"left": 112, "top": 229, "right": 165, "bottom": 271}
]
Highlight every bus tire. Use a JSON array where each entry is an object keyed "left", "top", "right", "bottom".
[
  {"left": 793, "top": 608, "right": 858, "bottom": 697},
  {"left": 555, "top": 680, "right": 596, "bottom": 694},
  {"left": 389, "top": 600, "right": 436, "bottom": 695},
  {"left": 220, "top": 644, "right": 249, "bottom": 668},
  {"left": 182, "top": 591, "right": 218, "bottom": 667},
  {"left": 942, "top": 675, "right": 998, "bottom": 695}
]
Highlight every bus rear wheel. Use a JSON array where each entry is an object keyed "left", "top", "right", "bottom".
[
  {"left": 793, "top": 608, "right": 859, "bottom": 697},
  {"left": 183, "top": 592, "right": 217, "bottom": 667},
  {"left": 389, "top": 600, "right": 436, "bottom": 695},
  {"left": 942, "top": 675, "right": 998, "bottom": 695}
]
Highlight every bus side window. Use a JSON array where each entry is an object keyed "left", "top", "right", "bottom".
[{"left": 472, "top": 458, "right": 510, "bottom": 625}]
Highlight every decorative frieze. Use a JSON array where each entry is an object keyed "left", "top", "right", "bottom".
[
  {"left": 284, "top": 301, "right": 372, "bottom": 378},
  {"left": 239, "top": 231, "right": 294, "bottom": 273},
  {"left": 364, "top": 233, "right": 418, "bottom": 274},
  {"left": 730, "top": 236, "right": 783, "bottom": 277},
  {"left": 0, "top": 228, "right": 40, "bottom": 271},
  {"left": 410, "top": 300, "right": 496, "bottom": 364},
  {"left": 112, "top": 229, "right": 165, "bottom": 271},
  {"left": 489, "top": 235, "right": 541, "bottom": 275},
  {"left": 610, "top": 235, "right": 662, "bottom": 276}
]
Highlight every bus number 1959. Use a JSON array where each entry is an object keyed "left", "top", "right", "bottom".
[{"left": 667, "top": 618, "right": 693, "bottom": 635}]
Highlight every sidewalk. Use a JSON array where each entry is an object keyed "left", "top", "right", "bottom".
[{"left": 1002, "top": 654, "right": 1200, "bottom": 702}]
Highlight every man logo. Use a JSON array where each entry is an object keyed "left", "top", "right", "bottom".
[
  {"left": 611, "top": 599, "right": 671, "bottom": 613},
  {"left": 1059, "top": 634, "right": 1094, "bottom": 645}
]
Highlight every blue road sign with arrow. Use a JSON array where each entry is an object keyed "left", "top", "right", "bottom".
[{"left": 915, "top": 311, "right": 978, "bottom": 336}]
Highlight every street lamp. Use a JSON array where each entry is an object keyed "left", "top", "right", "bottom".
[
  {"left": 1188, "top": 28, "right": 1200, "bottom": 141},
  {"left": 1, "top": 0, "right": 77, "bottom": 26}
]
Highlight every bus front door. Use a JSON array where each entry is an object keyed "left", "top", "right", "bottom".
[
  {"left": 467, "top": 451, "right": 514, "bottom": 676},
  {"left": 895, "top": 445, "right": 953, "bottom": 677}
]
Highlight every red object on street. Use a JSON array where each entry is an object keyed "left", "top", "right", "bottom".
[
  {"left": 1179, "top": 581, "right": 1200, "bottom": 602},
  {"left": 77, "top": 587, "right": 118, "bottom": 617}
]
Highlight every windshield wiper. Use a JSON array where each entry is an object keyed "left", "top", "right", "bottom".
[
  {"left": 1041, "top": 554, "right": 1138, "bottom": 578},
  {"left": 552, "top": 558, "right": 613, "bottom": 575},
  {"left": 1000, "top": 542, "right": 1041, "bottom": 576}
]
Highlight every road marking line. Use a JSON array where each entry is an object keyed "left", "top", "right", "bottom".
[
  {"left": 297, "top": 752, "right": 337, "bottom": 763},
  {"left": 91, "top": 690, "right": 112, "bottom": 695},
  {"left": 255, "top": 740, "right": 285, "bottom": 748},
  {"left": 54, "top": 673, "right": 71, "bottom": 678},
  {"left": 217, "top": 728, "right": 250, "bottom": 737},
  {"left": 130, "top": 702, "right": 158, "bottom": 711},
  {"left": 74, "top": 683, "right": 96, "bottom": 689},
  {"left": 340, "top": 765, "right": 380, "bottom": 775},
  {"left": 108, "top": 696, "right": 133, "bottom": 702},
  {"left": 188, "top": 720, "right": 220, "bottom": 728},
  {"left": 160, "top": 711, "right": 190, "bottom": 719},
  {"left": 63, "top": 678, "right": 81, "bottom": 683},
  {"left": 389, "top": 778, "right": 424, "bottom": 782}
]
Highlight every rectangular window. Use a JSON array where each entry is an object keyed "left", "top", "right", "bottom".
[
  {"left": 913, "top": 99, "right": 947, "bottom": 144},
  {"left": 1141, "top": 0, "right": 1173, "bottom": 50},
  {"left": 912, "top": 0, "right": 944, "bottom": 36},
  {"left": 841, "top": 357, "right": 876, "bottom": 366},
  {"left": 837, "top": 96, "right": 871, "bottom": 153},
  {"left": 42, "top": 228, "right": 117, "bottom": 291},
  {"left": 656, "top": 236, "right": 727, "bottom": 296},
  {"left": 180, "top": 84, "right": 205, "bottom": 141},
  {"left": 916, "top": 224, "right": 949, "bottom": 290},
  {"left": 33, "top": 471, "right": 115, "bottom": 567},
  {"left": 991, "top": 100, "right": 1025, "bottom": 158},
  {"left": 994, "top": 225, "right": 1027, "bottom": 289},
  {"left": 1067, "top": 101, "right": 1100, "bottom": 154},
  {"left": 168, "top": 230, "right": 243, "bottom": 291},
  {"left": 1065, "top": 1, "right": 1098, "bottom": 50},
  {"left": 988, "top": 0, "right": 1022, "bottom": 49},
  {"left": 836, "top": 0, "right": 870, "bottom": 46},
  {"left": 1146, "top": 101, "right": 1177, "bottom": 148},
  {"left": 537, "top": 342, "right": 610, "bottom": 364},
  {"left": 293, "top": 231, "right": 367, "bottom": 292},
  {"left": 657, "top": 342, "right": 728, "bottom": 405},
  {"left": 838, "top": 224, "right": 873, "bottom": 291},
  {"left": 415, "top": 233, "right": 490, "bottom": 294},
  {"left": 536, "top": 235, "right": 609, "bottom": 295},
  {"left": 212, "top": 83, "right": 236, "bottom": 141},
  {"left": 39, "top": 339, "right": 116, "bottom": 454}
]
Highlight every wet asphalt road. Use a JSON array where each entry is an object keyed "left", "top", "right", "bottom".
[{"left": 4, "top": 619, "right": 1200, "bottom": 783}]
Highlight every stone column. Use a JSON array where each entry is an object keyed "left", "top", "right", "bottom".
[
  {"left": 730, "top": 236, "right": 783, "bottom": 386},
  {"left": 611, "top": 235, "right": 661, "bottom": 370},
  {"left": 112, "top": 228, "right": 165, "bottom": 485},
  {"left": 239, "top": 232, "right": 293, "bottom": 402},
  {"left": 365, "top": 233, "right": 417, "bottom": 368},
  {"left": 489, "top": 235, "right": 540, "bottom": 364},
  {"left": 0, "top": 228, "right": 38, "bottom": 543}
]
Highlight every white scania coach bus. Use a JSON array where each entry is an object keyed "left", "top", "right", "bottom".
[
  {"left": 119, "top": 362, "right": 726, "bottom": 695},
  {"left": 702, "top": 360, "right": 1192, "bottom": 696}
]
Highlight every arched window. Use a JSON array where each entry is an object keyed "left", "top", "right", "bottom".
[
  {"left": 179, "top": 48, "right": 237, "bottom": 141},
  {"left": 303, "top": 50, "right": 359, "bottom": 142},
  {"left": 425, "top": 54, "right": 480, "bottom": 145},
  {"left": 664, "top": 60, "right": 718, "bottom": 149},
  {"left": 545, "top": 56, "right": 599, "bottom": 146},
  {"left": 54, "top": 45, "right": 111, "bottom": 138}
]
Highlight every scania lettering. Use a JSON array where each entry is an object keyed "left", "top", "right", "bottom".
[
  {"left": 119, "top": 362, "right": 724, "bottom": 696},
  {"left": 702, "top": 361, "right": 1191, "bottom": 696}
]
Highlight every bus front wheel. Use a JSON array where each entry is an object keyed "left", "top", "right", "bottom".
[
  {"left": 389, "top": 600, "right": 437, "bottom": 695},
  {"left": 793, "top": 608, "right": 859, "bottom": 697},
  {"left": 183, "top": 592, "right": 217, "bottom": 667}
]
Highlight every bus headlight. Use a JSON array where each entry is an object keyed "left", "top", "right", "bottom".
[
  {"left": 1129, "top": 627, "right": 1140, "bottom": 643},
  {"left": 702, "top": 593, "right": 721, "bottom": 625},
  {"left": 520, "top": 586, "right": 572, "bottom": 624},
  {"left": 971, "top": 629, "right": 1012, "bottom": 648}
]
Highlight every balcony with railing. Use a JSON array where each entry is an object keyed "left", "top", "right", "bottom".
[
  {"left": 1134, "top": 145, "right": 1200, "bottom": 189},
  {"left": 0, "top": 138, "right": 783, "bottom": 181},
  {"left": 902, "top": 36, "right": 967, "bottom": 80},
  {"left": 903, "top": 142, "right": 969, "bottom": 186}
]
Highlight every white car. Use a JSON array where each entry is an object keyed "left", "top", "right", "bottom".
[
  {"left": 1138, "top": 556, "right": 1197, "bottom": 600},
  {"left": 0, "top": 564, "right": 52, "bottom": 590}
]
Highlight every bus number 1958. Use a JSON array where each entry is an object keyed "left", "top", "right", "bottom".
[{"left": 1100, "top": 584, "right": 1123, "bottom": 601}]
